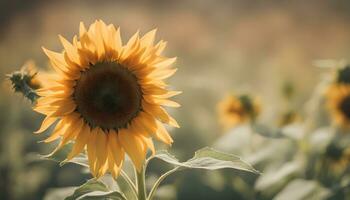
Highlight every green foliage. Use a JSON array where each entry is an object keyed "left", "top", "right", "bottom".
[
  {"left": 274, "top": 179, "right": 330, "bottom": 200},
  {"left": 42, "top": 143, "right": 258, "bottom": 200},
  {"left": 151, "top": 147, "right": 259, "bottom": 173},
  {"left": 65, "top": 179, "right": 126, "bottom": 200}
]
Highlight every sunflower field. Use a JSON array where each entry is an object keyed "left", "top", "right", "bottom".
[{"left": 2, "top": 1, "right": 350, "bottom": 200}]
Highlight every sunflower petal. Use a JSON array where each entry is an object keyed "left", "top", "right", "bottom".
[
  {"left": 66, "top": 124, "right": 90, "bottom": 160},
  {"left": 87, "top": 128, "right": 98, "bottom": 177},
  {"left": 153, "top": 121, "right": 173, "bottom": 145},
  {"left": 118, "top": 129, "right": 146, "bottom": 172},
  {"left": 34, "top": 116, "right": 57, "bottom": 134}
]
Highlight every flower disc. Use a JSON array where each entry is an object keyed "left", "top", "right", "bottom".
[{"left": 74, "top": 62, "right": 142, "bottom": 130}]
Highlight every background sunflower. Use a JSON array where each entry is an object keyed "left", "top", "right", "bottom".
[{"left": 3, "top": 1, "right": 350, "bottom": 200}]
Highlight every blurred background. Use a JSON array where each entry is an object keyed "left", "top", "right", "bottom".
[{"left": 1, "top": 0, "right": 350, "bottom": 199}]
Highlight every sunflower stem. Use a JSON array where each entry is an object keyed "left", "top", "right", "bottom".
[
  {"left": 119, "top": 170, "right": 138, "bottom": 197},
  {"left": 136, "top": 165, "right": 147, "bottom": 200},
  {"left": 147, "top": 167, "right": 179, "bottom": 200}
]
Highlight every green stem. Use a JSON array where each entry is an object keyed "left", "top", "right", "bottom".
[
  {"left": 120, "top": 170, "right": 138, "bottom": 196},
  {"left": 147, "top": 167, "right": 179, "bottom": 200},
  {"left": 136, "top": 165, "right": 147, "bottom": 200}
]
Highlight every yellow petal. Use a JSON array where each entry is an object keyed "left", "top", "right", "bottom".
[
  {"left": 42, "top": 47, "right": 71, "bottom": 77},
  {"left": 156, "top": 99, "right": 181, "bottom": 107},
  {"left": 94, "top": 20, "right": 106, "bottom": 60},
  {"left": 108, "top": 130, "right": 124, "bottom": 165},
  {"left": 157, "top": 91, "right": 182, "bottom": 98},
  {"left": 154, "top": 57, "right": 176, "bottom": 68},
  {"left": 59, "top": 35, "right": 81, "bottom": 66},
  {"left": 153, "top": 121, "right": 173, "bottom": 145},
  {"left": 118, "top": 129, "right": 146, "bottom": 172},
  {"left": 95, "top": 128, "right": 108, "bottom": 177},
  {"left": 140, "top": 135, "right": 155, "bottom": 155},
  {"left": 34, "top": 116, "right": 57, "bottom": 134},
  {"left": 141, "top": 29, "right": 157, "bottom": 47},
  {"left": 49, "top": 100, "right": 77, "bottom": 117},
  {"left": 154, "top": 40, "right": 167, "bottom": 55},
  {"left": 87, "top": 128, "right": 98, "bottom": 177},
  {"left": 149, "top": 68, "right": 177, "bottom": 80},
  {"left": 135, "top": 111, "right": 158, "bottom": 134},
  {"left": 43, "top": 120, "right": 66, "bottom": 143},
  {"left": 66, "top": 124, "right": 90, "bottom": 160},
  {"left": 79, "top": 22, "right": 87, "bottom": 38},
  {"left": 142, "top": 85, "right": 168, "bottom": 95},
  {"left": 143, "top": 102, "right": 179, "bottom": 128},
  {"left": 108, "top": 25, "right": 122, "bottom": 53},
  {"left": 107, "top": 131, "right": 124, "bottom": 178},
  {"left": 43, "top": 113, "right": 79, "bottom": 143}
]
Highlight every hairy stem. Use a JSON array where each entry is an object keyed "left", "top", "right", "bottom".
[
  {"left": 147, "top": 167, "right": 179, "bottom": 200},
  {"left": 136, "top": 165, "right": 147, "bottom": 200},
  {"left": 119, "top": 170, "right": 138, "bottom": 197}
]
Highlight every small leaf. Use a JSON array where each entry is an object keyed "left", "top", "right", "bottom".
[
  {"left": 151, "top": 150, "right": 181, "bottom": 166},
  {"left": 43, "top": 187, "right": 77, "bottom": 200},
  {"left": 186, "top": 147, "right": 259, "bottom": 173},
  {"left": 151, "top": 147, "right": 259, "bottom": 174},
  {"left": 42, "top": 143, "right": 74, "bottom": 163},
  {"left": 116, "top": 172, "right": 138, "bottom": 200},
  {"left": 77, "top": 191, "right": 126, "bottom": 200},
  {"left": 65, "top": 179, "right": 117, "bottom": 200},
  {"left": 274, "top": 179, "right": 331, "bottom": 200},
  {"left": 252, "top": 124, "right": 285, "bottom": 138},
  {"left": 255, "top": 160, "right": 302, "bottom": 191},
  {"left": 61, "top": 154, "right": 89, "bottom": 167},
  {"left": 49, "top": 149, "right": 136, "bottom": 199},
  {"left": 40, "top": 143, "right": 89, "bottom": 168},
  {"left": 213, "top": 125, "right": 252, "bottom": 153}
]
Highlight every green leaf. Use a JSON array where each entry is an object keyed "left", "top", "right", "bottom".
[
  {"left": 274, "top": 179, "right": 331, "bottom": 200},
  {"left": 65, "top": 179, "right": 109, "bottom": 200},
  {"left": 187, "top": 147, "right": 259, "bottom": 173},
  {"left": 42, "top": 143, "right": 74, "bottom": 163},
  {"left": 255, "top": 160, "right": 302, "bottom": 193},
  {"left": 150, "top": 150, "right": 181, "bottom": 166},
  {"left": 43, "top": 187, "right": 77, "bottom": 200},
  {"left": 252, "top": 124, "right": 285, "bottom": 138},
  {"left": 151, "top": 147, "right": 259, "bottom": 174},
  {"left": 213, "top": 125, "right": 252, "bottom": 154},
  {"left": 116, "top": 171, "right": 138, "bottom": 200},
  {"left": 65, "top": 179, "right": 126, "bottom": 200},
  {"left": 48, "top": 148, "right": 136, "bottom": 200},
  {"left": 77, "top": 191, "right": 126, "bottom": 200},
  {"left": 40, "top": 142, "right": 88, "bottom": 168},
  {"left": 60, "top": 154, "right": 89, "bottom": 167}
]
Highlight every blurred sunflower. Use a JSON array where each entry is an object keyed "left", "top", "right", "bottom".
[
  {"left": 217, "top": 94, "right": 260, "bottom": 130},
  {"left": 336, "top": 65, "right": 350, "bottom": 84},
  {"left": 326, "top": 84, "right": 350, "bottom": 127},
  {"left": 8, "top": 60, "right": 42, "bottom": 102},
  {"left": 278, "top": 110, "right": 300, "bottom": 127},
  {"left": 324, "top": 142, "right": 350, "bottom": 174},
  {"left": 34, "top": 20, "right": 180, "bottom": 178}
]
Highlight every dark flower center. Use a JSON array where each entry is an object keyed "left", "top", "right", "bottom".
[
  {"left": 74, "top": 62, "right": 142, "bottom": 130},
  {"left": 339, "top": 95, "right": 350, "bottom": 119},
  {"left": 337, "top": 66, "right": 350, "bottom": 84},
  {"left": 325, "top": 143, "right": 343, "bottom": 161}
]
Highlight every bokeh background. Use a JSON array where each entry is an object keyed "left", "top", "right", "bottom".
[{"left": 1, "top": 0, "right": 350, "bottom": 199}]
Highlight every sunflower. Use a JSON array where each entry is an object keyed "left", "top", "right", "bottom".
[
  {"left": 217, "top": 94, "right": 260, "bottom": 130},
  {"left": 8, "top": 60, "right": 41, "bottom": 102},
  {"left": 34, "top": 20, "right": 180, "bottom": 178},
  {"left": 324, "top": 142, "right": 350, "bottom": 174},
  {"left": 278, "top": 110, "right": 300, "bottom": 127},
  {"left": 336, "top": 65, "right": 350, "bottom": 84},
  {"left": 326, "top": 84, "right": 350, "bottom": 127}
]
